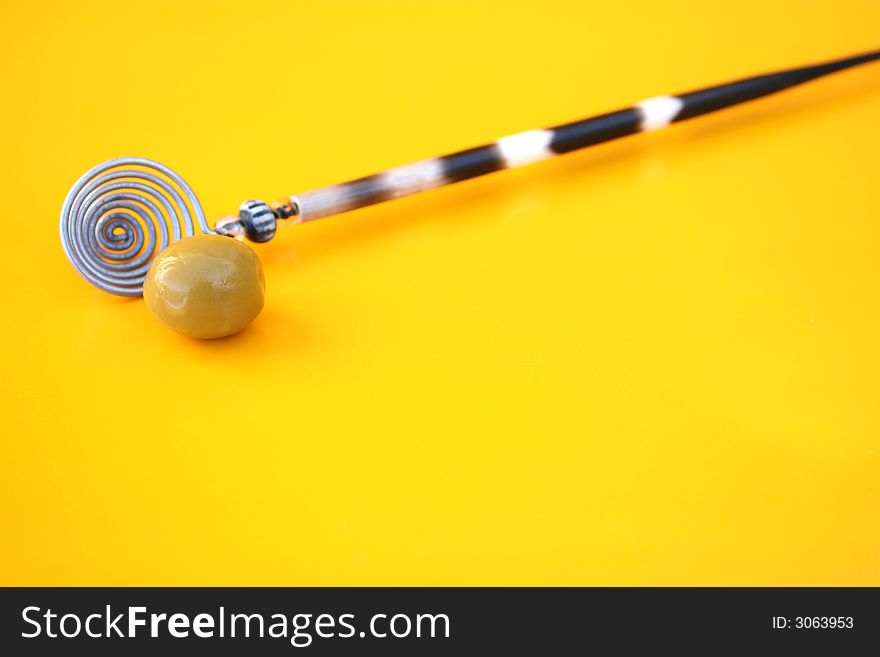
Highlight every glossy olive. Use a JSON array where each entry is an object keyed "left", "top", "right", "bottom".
[{"left": 143, "top": 234, "right": 265, "bottom": 339}]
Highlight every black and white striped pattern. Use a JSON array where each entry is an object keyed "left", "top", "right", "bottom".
[{"left": 282, "top": 50, "right": 880, "bottom": 223}]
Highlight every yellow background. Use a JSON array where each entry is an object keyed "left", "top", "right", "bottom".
[{"left": 2, "top": 0, "right": 879, "bottom": 585}]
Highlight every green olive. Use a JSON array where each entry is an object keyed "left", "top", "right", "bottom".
[{"left": 143, "top": 234, "right": 265, "bottom": 339}]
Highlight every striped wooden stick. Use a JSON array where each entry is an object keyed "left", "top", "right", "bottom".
[{"left": 215, "top": 49, "right": 880, "bottom": 242}]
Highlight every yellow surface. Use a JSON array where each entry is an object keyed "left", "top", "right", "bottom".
[{"left": 2, "top": 0, "right": 879, "bottom": 586}]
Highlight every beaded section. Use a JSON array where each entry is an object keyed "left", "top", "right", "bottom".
[{"left": 238, "top": 200, "right": 276, "bottom": 243}]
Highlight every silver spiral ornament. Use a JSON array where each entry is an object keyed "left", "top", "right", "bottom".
[{"left": 60, "top": 157, "right": 213, "bottom": 296}]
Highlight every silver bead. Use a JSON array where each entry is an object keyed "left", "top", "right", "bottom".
[{"left": 238, "top": 200, "right": 277, "bottom": 243}]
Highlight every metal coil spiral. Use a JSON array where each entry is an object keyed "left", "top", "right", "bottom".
[{"left": 60, "top": 157, "right": 212, "bottom": 296}]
